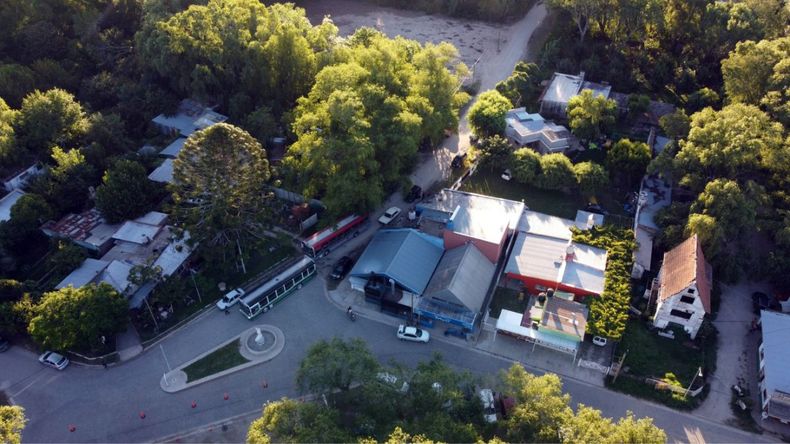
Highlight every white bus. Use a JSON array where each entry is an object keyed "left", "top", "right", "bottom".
[{"left": 238, "top": 256, "right": 316, "bottom": 319}]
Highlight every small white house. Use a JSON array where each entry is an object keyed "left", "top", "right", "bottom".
[
  {"left": 652, "top": 235, "right": 712, "bottom": 339},
  {"left": 504, "top": 108, "right": 571, "bottom": 154},
  {"left": 3, "top": 163, "right": 44, "bottom": 192}
]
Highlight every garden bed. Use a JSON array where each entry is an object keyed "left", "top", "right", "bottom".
[
  {"left": 488, "top": 286, "right": 528, "bottom": 319},
  {"left": 183, "top": 339, "right": 249, "bottom": 383}
]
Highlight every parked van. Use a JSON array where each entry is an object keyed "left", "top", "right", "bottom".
[{"left": 478, "top": 388, "right": 497, "bottom": 423}]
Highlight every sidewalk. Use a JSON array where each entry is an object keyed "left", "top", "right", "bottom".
[
  {"left": 327, "top": 280, "right": 606, "bottom": 387},
  {"left": 116, "top": 324, "right": 143, "bottom": 361}
]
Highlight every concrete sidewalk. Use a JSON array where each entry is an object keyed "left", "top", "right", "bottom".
[{"left": 327, "top": 280, "right": 606, "bottom": 387}]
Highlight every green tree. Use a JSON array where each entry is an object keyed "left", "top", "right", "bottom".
[
  {"left": 573, "top": 161, "right": 609, "bottom": 197},
  {"left": 0, "top": 406, "right": 26, "bottom": 444},
  {"left": 172, "top": 123, "right": 272, "bottom": 267},
  {"left": 495, "top": 62, "right": 542, "bottom": 107},
  {"left": 14, "top": 88, "right": 87, "bottom": 156},
  {"left": 512, "top": 147, "right": 541, "bottom": 184},
  {"left": 43, "top": 146, "right": 96, "bottom": 213},
  {"left": 561, "top": 406, "right": 666, "bottom": 444},
  {"left": 721, "top": 37, "right": 789, "bottom": 107},
  {"left": 689, "top": 179, "right": 763, "bottom": 242},
  {"left": 95, "top": 159, "right": 157, "bottom": 223},
  {"left": 607, "top": 138, "right": 651, "bottom": 188},
  {"left": 659, "top": 109, "right": 690, "bottom": 140},
  {"left": 28, "top": 283, "right": 128, "bottom": 352},
  {"left": 503, "top": 365, "right": 572, "bottom": 443},
  {"left": 0, "top": 98, "right": 20, "bottom": 166},
  {"left": 547, "top": 0, "right": 598, "bottom": 43},
  {"left": 296, "top": 337, "right": 379, "bottom": 398},
  {"left": 247, "top": 398, "right": 350, "bottom": 444},
  {"left": 2, "top": 194, "right": 54, "bottom": 244},
  {"left": 684, "top": 88, "right": 720, "bottom": 113},
  {"left": 0, "top": 64, "right": 36, "bottom": 108},
  {"left": 675, "top": 104, "right": 786, "bottom": 189},
  {"left": 627, "top": 94, "right": 650, "bottom": 119},
  {"left": 467, "top": 90, "right": 512, "bottom": 138},
  {"left": 478, "top": 135, "right": 513, "bottom": 170},
  {"left": 566, "top": 89, "right": 617, "bottom": 141},
  {"left": 537, "top": 153, "right": 576, "bottom": 191}
]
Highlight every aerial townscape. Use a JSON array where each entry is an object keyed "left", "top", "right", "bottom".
[{"left": 1, "top": 0, "right": 789, "bottom": 443}]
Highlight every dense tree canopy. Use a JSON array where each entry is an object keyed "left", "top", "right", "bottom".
[
  {"left": 247, "top": 399, "right": 350, "bottom": 444},
  {"left": 567, "top": 90, "right": 617, "bottom": 141},
  {"left": 28, "top": 283, "right": 128, "bottom": 352},
  {"left": 512, "top": 147, "right": 541, "bottom": 184},
  {"left": 14, "top": 88, "right": 88, "bottom": 157},
  {"left": 172, "top": 123, "right": 271, "bottom": 266},
  {"left": 296, "top": 337, "right": 379, "bottom": 397},
  {"left": 468, "top": 90, "right": 512, "bottom": 137},
  {"left": 538, "top": 153, "right": 576, "bottom": 191},
  {"left": 96, "top": 159, "right": 158, "bottom": 223},
  {"left": 573, "top": 160, "right": 609, "bottom": 196},
  {"left": 607, "top": 138, "right": 651, "bottom": 188},
  {"left": 0, "top": 406, "right": 26, "bottom": 444},
  {"left": 495, "top": 62, "right": 543, "bottom": 108}
]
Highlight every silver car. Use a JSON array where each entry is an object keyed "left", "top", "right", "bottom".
[{"left": 39, "top": 351, "right": 69, "bottom": 370}]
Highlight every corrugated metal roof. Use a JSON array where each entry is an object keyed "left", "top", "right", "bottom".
[
  {"left": 349, "top": 229, "right": 443, "bottom": 295},
  {"left": 148, "top": 159, "right": 174, "bottom": 183},
  {"left": 56, "top": 258, "right": 111, "bottom": 289},
  {"left": 761, "top": 310, "right": 790, "bottom": 407},
  {"left": 424, "top": 243, "right": 495, "bottom": 313},
  {"left": 518, "top": 210, "right": 574, "bottom": 239},
  {"left": 159, "top": 137, "right": 187, "bottom": 158},
  {"left": 112, "top": 221, "right": 162, "bottom": 245}
]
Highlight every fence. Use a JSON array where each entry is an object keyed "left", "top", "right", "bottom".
[
  {"left": 645, "top": 376, "right": 705, "bottom": 397},
  {"left": 66, "top": 350, "right": 120, "bottom": 365}
]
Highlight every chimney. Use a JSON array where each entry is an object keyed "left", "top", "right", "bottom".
[{"left": 565, "top": 244, "right": 575, "bottom": 262}]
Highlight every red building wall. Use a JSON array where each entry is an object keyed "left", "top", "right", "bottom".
[
  {"left": 505, "top": 272, "right": 599, "bottom": 302},
  {"left": 443, "top": 231, "right": 503, "bottom": 263}
]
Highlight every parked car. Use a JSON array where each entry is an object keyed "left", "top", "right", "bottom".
[
  {"left": 585, "top": 202, "right": 609, "bottom": 216},
  {"left": 330, "top": 256, "right": 354, "bottom": 280},
  {"left": 0, "top": 336, "right": 9, "bottom": 352},
  {"left": 501, "top": 169, "right": 512, "bottom": 181},
  {"left": 478, "top": 388, "right": 497, "bottom": 423},
  {"left": 592, "top": 336, "right": 607, "bottom": 347},
  {"left": 377, "top": 372, "right": 410, "bottom": 393},
  {"left": 39, "top": 351, "right": 69, "bottom": 370},
  {"left": 216, "top": 288, "right": 245, "bottom": 310},
  {"left": 397, "top": 325, "right": 430, "bottom": 343},
  {"left": 451, "top": 153, "right": 467, "bottom": 168},
  {"left": 378, "top": 207, "right": 402, "bottom": 225},
  {"left": 752, "top": 291, "right": 780, "bottom": 315},
  {"left": 405, "top": 185, "right": 423, "bottom": 203}
]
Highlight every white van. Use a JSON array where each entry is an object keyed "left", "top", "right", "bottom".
[{"left": 216, "top": 288, "right": 245, "bottom": 310}]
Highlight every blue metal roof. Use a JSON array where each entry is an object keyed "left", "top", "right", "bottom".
[{"left": 349, "top": 229, "right": 444, "bottom": 295}]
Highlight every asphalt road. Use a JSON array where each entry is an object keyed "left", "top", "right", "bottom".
[{"left": 1, "top": 276, "right": 773, "bottom": 443}]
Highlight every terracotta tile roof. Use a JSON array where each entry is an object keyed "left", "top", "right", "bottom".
[{"left": 658, "top": 235, "right": 712, "bottom": 313}]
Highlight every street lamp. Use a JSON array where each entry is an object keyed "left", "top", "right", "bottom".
[{"left": 685, "top": 367, "right": 703, "bottom": 397}]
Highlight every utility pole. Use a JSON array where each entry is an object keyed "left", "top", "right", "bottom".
[{"left": 611, "top": 349, "right": 628, "bottom": 383}]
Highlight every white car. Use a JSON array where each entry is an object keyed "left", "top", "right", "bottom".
[
  {"left": 478, "top": 388, "right": 497, "bottom": 423},
  {"left": 501, "top": 169, "right": 513, "bottom": 181},
  {"left": 397, "top": 325, "right": 430, "bottom": 343},
  {"left": 39, "top": 351, "right": 69, "bottom": 370},
  {"left": 378, "top": 207, "right": 402, "bottom": 225},
  {"left": 592, "top": 335, "right": 608, "bottom": 347},
  {"left": 216, "top": 288, "right": 245, "bottom": 310}
]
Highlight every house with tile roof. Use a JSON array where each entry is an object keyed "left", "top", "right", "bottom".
[{"left": 652, "top": 235, "right": 712, "bottom": 339}]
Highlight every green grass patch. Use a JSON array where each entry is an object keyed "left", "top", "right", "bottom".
[
  {"left": 206, "top": 243, "right": 294, "bottom": 289},
  {"left": 488, "top": 286, "right": 529, "bottom": 319},
  {"left": 183, "top": 339, "right": 249, "bottom": 383},
  {"left": 618, "top": 319, "right": 705, "bottom": 386}
]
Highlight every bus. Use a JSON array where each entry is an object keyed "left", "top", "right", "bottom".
[
  {"left": 238, "top": 256, "right": 316, "bottom": 319},
  {"left": 300, "top": 214, "right": 367, "bottom": 257}
]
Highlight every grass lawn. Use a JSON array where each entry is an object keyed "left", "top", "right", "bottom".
[
  {"left": 206, "top": 243, "right": 295, "bottom": 289},
  {"left": 618, "top": 319, "right": 704, "bottom": 386},
  {"left": 488, "top": 286, "right": 529, "bottom": 319},
  {"left": 183, "top": 339, "right": 249, "bottom": 383}
]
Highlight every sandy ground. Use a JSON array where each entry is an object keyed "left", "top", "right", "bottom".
[{"left": 299, "top": 0, "right": 508, "bottom": 69}]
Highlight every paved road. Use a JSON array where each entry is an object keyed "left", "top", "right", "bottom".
[{"left": 1, "top": 276, "right": 773, "bottom": 443}]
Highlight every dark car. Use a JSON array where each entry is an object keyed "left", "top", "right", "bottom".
[
  {"left": 330, "top": 256, "right": 354, "bottom": 280},
  {"left": 584, "top": 202, "right": 609, "bottom": 216},
  {"left": 451, "top": 153, "right": 466, "bottom": 169},
  {"left": 0, "top": 336, "right": 9, "bottom": 352},
  {"left": 405, "top": 185, "right": 422, "bottom": 203},
  {"left": 752, "top": 291, "right": 780, "bottom": 315}
]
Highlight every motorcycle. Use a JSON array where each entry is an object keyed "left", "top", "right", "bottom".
[{"left": 347, "top": 309, "right": 357, "bottom": 321}]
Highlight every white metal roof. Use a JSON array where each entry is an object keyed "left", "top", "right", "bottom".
[
  {"left": 134, "top": 211, "right": 168, "bottom": 227},
  {"left": 760, "top": 310, "right": 790, "bottom": 399},
  {"left": 99, "top": 260, "right": 134, "bottom": 293},
  {"left": 56, "top": 258, "right": 111, "bottom": 289},
  {"left": 517, "top": 210, "right": 575, "bottom": 239},
  {"left": 112, "top": 221, "right": 162, "bottom": 245},
  {"left": 152, "top": 230, "right": 193, "bottom": 277},
  {"left": 0, "top": 189, "right": 25, "bottom": 222},
  {"left": 574, "top": 210, "right": 604, "bottom": 230},
  {"left": 542, "top": 73, "right": 584, "bottom": 105},
  {"left": 420, "top": 190, "right": 524, "bottom": 244},
  {"left": 159, "top": 137, "right": 187, "bottom": 158},
  {"left": 148, "top": 159, "right": 174, "bottom": 184}
]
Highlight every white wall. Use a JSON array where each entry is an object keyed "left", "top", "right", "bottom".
[{"left": 652, "top": 284, "right": 705, "bottom": 339}]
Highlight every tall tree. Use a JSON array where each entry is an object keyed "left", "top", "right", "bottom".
[
  {"left": 0, "top": 98, "right": 20, "bottom": 166},
  {"left": 95, "top": 159, "right": 158, "bottom": 223},
  {"left": 538, "top": 153, "right": 576, "bottom": 191},
  {"left": 172, "top": 123, "right": 272, "bottom": 266},
  {"left": 0, "top": 406, "right": 26, "bottom": 444},
  {"left": 566, "top": 90, "right": 617, "bottom": 141},
  {"left": 14, "top": 88, "right": 87, "bottom": 156},
  {"left": 28, "top": 283, "right": 128, "bottom": 352},
  {"left": 503, "top": 365, "right": 572, "bottom": 443},
  {"left": 548, "top": 0, "right": 598, "bottom": 43},
  {"left": 296, "top": 337, "right": 379, "bottom": 398},
  {"left": 512, "top": 147, "right": 541, "bottom": 184},
  {"left": 574, "top": 161, "right": 609, "bottom": 197},
  {"left": 467, "top": 90, "right": 512, "bottom": 138},
  {"left": 606, "top": 138, "right": 651, "bottom": 188},
  {"left": 495, "top": 62, "right": 542, "bottom": 108},
  {"left": 690, "top": 179, "right": 763, "bottom": 241},
  {"left": 721, "top": 37, "right": 790, "bottom": 107},
  {"left": 247, "top": 398, "right": 350, "bottom": 444}
]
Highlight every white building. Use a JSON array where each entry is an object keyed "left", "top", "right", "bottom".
[
  {"left": 504, "top": 108, "right": 571, "bottom": 154},
  {"left": 151, "top": 99, "right": 227, "bottom": 137},
  {"left": 652, "top": 235, "right": 712, "bottom": 339},
  {"left": 538, "top": 72, "right": 611, "bottom": 118},
  {"left": 758, "top": 310, "right": 790, "bottom": 424},
  {"left": 0, "top": 189, "right": 26, "bottom": 222},
  {"left": 3, "top": 163, "right": 44, "bottom": 192}
]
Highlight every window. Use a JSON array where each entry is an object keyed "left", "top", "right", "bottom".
[
  {"left": 680, "top": 295, "right": 695, "bottom": 304},
  {"left": 687, "top": 288, "right": 695, "bottom": 294},
  {"left": 670, "top": 309, "right": 692, "bottom": 320}
]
